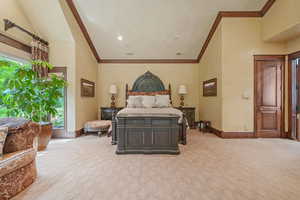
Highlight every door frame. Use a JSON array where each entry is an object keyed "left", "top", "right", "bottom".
[
  {"left": 49, "top": 66, "right": 67, "bottom": 137},
  {"left": 288, "top": 51, "right": 300, "bottom": 140},
  {"left": 254, "top": 55, "right": 285, "bottom": 138}
]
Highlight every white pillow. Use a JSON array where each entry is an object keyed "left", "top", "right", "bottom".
[
  {"left": 142, "top": 96, "right": 156, "bottom": 108},
  {"left": 127, "top": 96, "right": 143, "bottom": 108},
  {"left": 155, "top": 95, "right": 170, "bottom": 107}
]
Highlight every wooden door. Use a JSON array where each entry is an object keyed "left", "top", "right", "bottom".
[
  {"left": 296, "top": 63, "right": 300, "bottom": 140},
  {"left": 255, "top": 56, "right": 284, "bottom": 138}
]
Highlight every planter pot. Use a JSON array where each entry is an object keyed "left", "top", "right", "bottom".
[{"left": 37, "top": 122, "right": 53, "bottom": 151}]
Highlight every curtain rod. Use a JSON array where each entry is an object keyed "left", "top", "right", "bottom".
[{"left": 3, "top": 19, "right": 49, "bottom": 46}]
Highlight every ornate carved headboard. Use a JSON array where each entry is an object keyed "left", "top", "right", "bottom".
[{"left": 125, "top": 71, "right": 172, "bottom": 105}]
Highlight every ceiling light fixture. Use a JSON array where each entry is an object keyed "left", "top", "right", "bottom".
[{"left": 117, "top": 35, "right": 123, "bottom": 41}]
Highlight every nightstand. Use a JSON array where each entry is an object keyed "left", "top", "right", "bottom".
[
  {"left": 176, "top": 107, "right": 196, "bottom": 129},
  {"left": 100, "top": 107, "right": 123, "bottom": 120}
]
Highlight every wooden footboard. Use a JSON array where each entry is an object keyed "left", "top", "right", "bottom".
[
  {"left": 111, "top": 113, "right": 187, "bottom": 147},
  {"left": 113, "top": 116, "right": 181, "bottom": 154}
]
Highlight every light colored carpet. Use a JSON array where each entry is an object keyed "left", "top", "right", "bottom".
[{"left": 13, "top": 130, "right": 300, "bottom": 200}]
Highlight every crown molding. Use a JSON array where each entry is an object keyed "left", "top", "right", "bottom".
[
  {"left": 65, "top": 0, "right": 276, "bottom": 64},
  {"left": 65, "top": 0, "right": 101, "bottom": 62},
  {"left": 261, "top": 0, "right": 276, "bottom": 17},
  {"left": 197, "top": 0, "right": 276, "bottom": 62},
  {"left": 100, "top": 59, "right": 198, "bottom": 64}
]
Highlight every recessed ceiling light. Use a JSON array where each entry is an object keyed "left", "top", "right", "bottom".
[{"left": 117, "top": 35, "right": 123, "bottom": 41}]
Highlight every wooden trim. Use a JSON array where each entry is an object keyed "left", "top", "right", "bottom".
[
  {"left": 253, "top": 55, "right": 286, "bottom": 138},
  {"left": 208, "top": 126, "right": 290, "bottom": 139},
  {"left": 208, "top": 126, "right": 222, "bottom": 138},
  {"left": 208, "top": 126, "right": 256, "bottom": 138},
  {"left": 197, "top": 0, "right": 277, "bottom": 62},
  {"left": 253, "top": 55, "right": 286, "bottom": 61},
  {"left": 219, "top": 11, "right": 261, "bottom": 18},
  {"left": 221, "top": 132, "right": 256, "bottom": 139},
  {"left": 65, "top": 0, "right": 276, "bottom": 63},
  {"left": 0, "top": 33, "right": 31, "bottom": 53},
  {"left": 65, "top": 0, "right": 101, "bottom": 62},
  {"left": 281, "top": 131, "right": 289, "bottom": 139},
  {"left": 282, "top": 57, "right": 286, "bottom": 138},
  {"left": 288, "top": 51, "right": 300, "bottom": 61},
  {"left": 75, "top": 128, "right": 84, "bottom": 137},
  {"left": 288, "top": 58, "right": 293, "bottom": 139},
  {"left": 196, "top": 13, "right": 222, "bottom": 62},
  {"left": 261, "top": 0, "right": 276, "bottom": 17},
  {"left": 100, "top": 59, "right": 198, "bottom": 64},
  {"left": 288, "top": 51, "right": 300, "bottom": 140}
]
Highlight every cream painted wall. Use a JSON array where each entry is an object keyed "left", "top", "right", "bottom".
[
  {"left": 59, "top": 0, "right": 99, "bottom": 131},
  {"left": 262, "top": 0, "right": 300, "bottom": 42},
  {"left": 221, "top": 18, "right": 285, "bottom": 132},
  {"left": 0, "top": 0, "right": 35, "bottom": 45},
  {"left": 49, "top": 42, "right": 77, "bottom": 132},
  {"left": 286, "top": 36, "right": 300, "bottom": 54},
  {"left": 99, "top": 63, "right": 200, "bottom": 121},
  {"left": 0, "top": 0, "right": 34, "bottom": 60},
  {"left": 75, "top": 42, "right": 98, "bottom": 130},
  {"left": 198, "top": 24, "right": 222, "bottom": 130}
]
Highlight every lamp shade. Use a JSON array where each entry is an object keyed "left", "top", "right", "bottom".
[
  {"left": 109, "top": 84, "right": 117, "bottom": 94},
  {"left": 178, "top": 85, "right": 187, "bottom": 94}
]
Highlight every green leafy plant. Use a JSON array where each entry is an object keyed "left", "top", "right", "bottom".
[{"left": 0, "top": 60, "right": 67, "bottom": 123}]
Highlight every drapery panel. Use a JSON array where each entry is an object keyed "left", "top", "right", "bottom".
[{"left": 31, "top": 40, "right": 49, "bottom": 77}]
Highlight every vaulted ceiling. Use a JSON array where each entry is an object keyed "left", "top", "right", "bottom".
[{"left": 72, "top": 0, "right": 268, "bottom": 61}]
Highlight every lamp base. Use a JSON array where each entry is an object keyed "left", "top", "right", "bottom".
[
  {"left": 180, "top": 95, "right": 184, "bottom": 107},
  {"left": 111, "top": 95, "right": 116, "bottom": 108}
]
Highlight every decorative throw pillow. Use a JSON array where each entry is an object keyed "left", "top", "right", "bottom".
[
  {"left": 155, "top": 95, "right": 170, "bottom": 107},
  {"left": 0, "top": 126, "right": 8, "bottom": 157},
  {"left": 127, "top": 96, "right": 143, "bottom": 108},
  {"left": 142, "top": 96, "right": 156, "bottom": 108}
]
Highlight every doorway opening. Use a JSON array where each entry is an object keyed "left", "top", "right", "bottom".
[{"left": 289, "top": 52, "right": 300, "bottom": 140}]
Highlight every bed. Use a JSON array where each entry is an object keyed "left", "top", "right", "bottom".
[{"left": 111, "top": 71, "right": 187, "bottom": 155}]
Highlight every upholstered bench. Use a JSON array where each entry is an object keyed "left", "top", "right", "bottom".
[{"left": 84, "top": 120, "right": 112, "bottom": 136}]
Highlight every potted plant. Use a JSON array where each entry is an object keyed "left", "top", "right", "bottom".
[{"left": 0, "top": 60, "right": 66, "bottom": 150}]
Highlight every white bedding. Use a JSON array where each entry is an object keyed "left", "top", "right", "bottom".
[{"left": 117, "top": 107, "right": 184, "bottom": 123}]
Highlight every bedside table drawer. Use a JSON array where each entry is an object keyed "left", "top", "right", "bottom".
[
  {"left": 100, "top": 107, "right": 123, "bottom": 120},
  {"left": 175, "top": 107, "right": 196, "bottom": 129}
]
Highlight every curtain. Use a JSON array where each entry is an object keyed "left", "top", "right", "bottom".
[{"left": 31, "top": 39, "right": 49, "bottom": 77}]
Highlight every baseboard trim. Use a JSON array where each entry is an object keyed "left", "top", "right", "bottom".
[
  {"left": 208, "top": 126, "right": 256, "bottom": 139},
  {"left": 281, "top": 131, "right": 289, "bottom": 138},
  {"left": 221, "top": 132, "right": 255, "bottom": 139},
  {"left": 75, "top": 128, "right": 84, "bottom": 137},
  {"left": 208, "top": 127, "right": 293, "bottom": 139},
  {"left": 52, "top": 129, "right": 84, "bottom": 138},
  {"left": 207, "top": 127, "right": 222, "bottom": 138}
]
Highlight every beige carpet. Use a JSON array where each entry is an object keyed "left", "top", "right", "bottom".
[{"left": 13, "top": 130, "right": 300, "bottom": 200}]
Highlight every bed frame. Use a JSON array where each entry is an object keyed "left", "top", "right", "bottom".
[{"left": 111, "top": 71, "right": 187, "bottom": 154}]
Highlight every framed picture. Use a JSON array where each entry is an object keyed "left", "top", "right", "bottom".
[
  {"left": 81, "top": 78, "right": 95, "bottom": 97},
  {"left": 203, "top": 78, "right": 217, "bottom": 97}
]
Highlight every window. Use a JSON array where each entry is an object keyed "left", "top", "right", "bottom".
[
  {"left": 49, "top": 67, "right": 67, "bottom": 135},
  {"left": 0, "top": 54, "right": 28, "bottom": 117}
]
